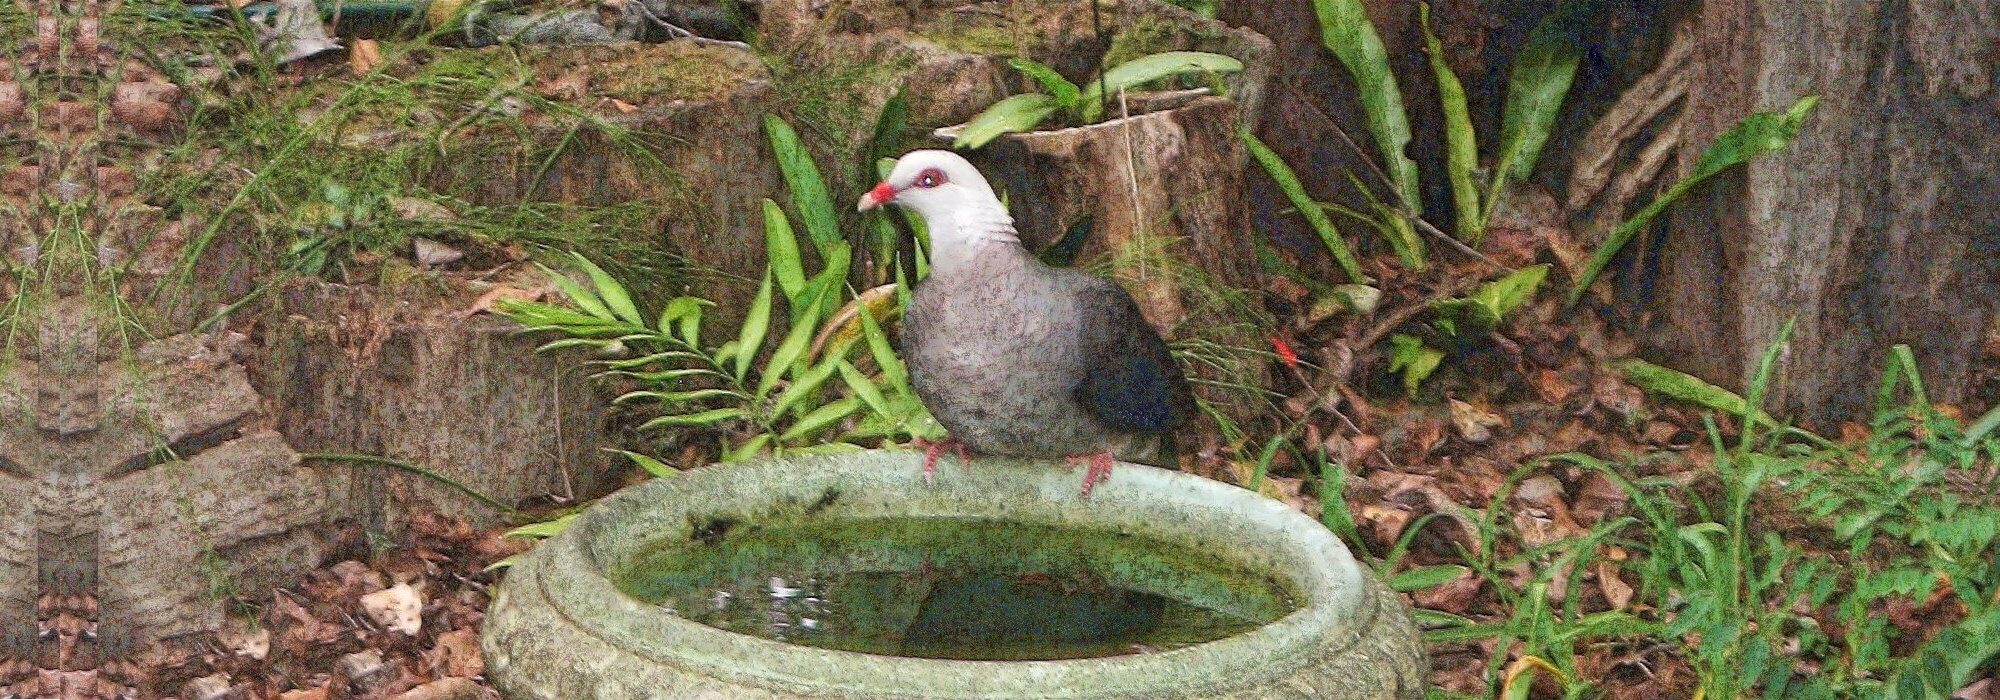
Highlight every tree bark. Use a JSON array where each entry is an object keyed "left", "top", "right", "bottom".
[{"left": 1642, "top": 0, "right": 2000, "bottom": 427}]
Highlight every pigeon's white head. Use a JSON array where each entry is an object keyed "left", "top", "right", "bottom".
[{"left": 858, "top": 150, "right": 1017, "bottom": 258}]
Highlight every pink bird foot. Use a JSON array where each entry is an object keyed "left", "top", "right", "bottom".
[
  {"left": 911, "top": 437, "right": 971, "bottom": 483},
  {"left": 1065, "top": 451, "right": 1117, "bottom": 498}
]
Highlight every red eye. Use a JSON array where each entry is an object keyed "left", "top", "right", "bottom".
[{"left": 915, "top": 168, "right": 947, "bottom": 188}]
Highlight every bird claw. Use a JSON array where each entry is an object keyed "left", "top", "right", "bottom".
[
  {"left": 914, "top": 437, "right": 971, "bottom": 484},
  {"left": 1064, "top": 452, "right": 1116, "bottom": 498}
]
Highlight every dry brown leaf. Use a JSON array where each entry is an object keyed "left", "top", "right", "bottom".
[
  {"left": 1530, "top": 368, "right": 1575, "bottom": 403},
  {"left": 1448, "top": 399, "right": 1505, "bottom": 443},
  {"left": 425, "top": 629, "right": 484, "bottom": 678},
  {"left": 1410, "top": 569, "right": 1483, "bottom": 613},
  {"left": 538, "top": 69, "right": 590, "bottom": 102},
  {"left": 391, "top": 197, "right": 458, "bottom": 221},
  {"left": 1357, "top": 502, "right": 1412, "bottom": 546},
  {"left": 391, "top": 677, "right": 487, "bottom": 700},
  {"left": 279, "top": 686, "right": 331, "bottom": 700},
  {"left": 1266, "top": 276, "right": 1308, "bottom": 305},
  {"left": 361, "top": 582, "right": 425, "bottom": 636},
  {"left": 1596, "top": 561, "right": 1634, "bottom": 610},
  {"left": 413, "top": 238, "right": 464, "bottom": 269},
  {"left": 1512, "top": 475, "right": 1585, "bottom": 549},
  {"left": 460, "top": 286, "right": 541, "bottom": 318},
  {"left": 218, "top": 615, "right": 271, "bottom": 660},
  {"left": 349, "top": 39, "right": 383, "bottom": 74},
  {"left": 1590, "top": 373, "right": 1645, "bottom": 421}
]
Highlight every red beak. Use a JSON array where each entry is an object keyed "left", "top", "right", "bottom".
[{"left": 857, "top": 182, "right": 896, "bottom": 212}]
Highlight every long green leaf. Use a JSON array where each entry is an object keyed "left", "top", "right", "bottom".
[
  {"left": 837, "top": 359, "right": 893, "bottom": 419},
  {"left": 600, "top": 350, "right": 707, "bottom": 369},
  {"left": 1077, "top": 51, "right": 1242, "bottom": 123},
  {"left": 763, "top": 114, "right": 842, "bottom": 256},
  {"left": 734, "top": 271, "right": 774, "bottom": 378},
  {"left": 600, "top": 368, "right": 721, "bottom": 382},
  {"left": 1487, "top": 5, "right": 1581, "bottom": 208},
  {"left": 804, "top": 241, "right": 853, "bottom": 319},
  {"left": 1568, "top": 96, "right": 1819, "bottom": 304},
  {"left": 533, "top": 337, "right": 617, "bottom": 354},
  {"left": 1007, "top": 58, "right": 1081, "bottom": 112},
  {"left": 763, "top": 199, "right": 807, "bottom": 304},
  {"left": 722, "top": 434, "right": 773, "bottom": 463},
  {"left": 754, "top": 283, "right": 830, "bottom": 400},
  {"left": 779, "top": 397, "right": 862, "bottom": 442},
  {"left": 1312, "top": 0, "right": 1424, "bottom": 260},
  {"left": 607, "top": 449, "right": 678, "bottom": 478},
  {"left": 866, "top": 88, "right": 910, "bottom": 166},
  {"left": 617, "top": 388, "right": 746, "bottom": 404},
  {"left": 1391, "top": 564, "right": 1470, "bottom": 592},
  {"left": 854, "top": 291, "right": 909, "bottom": 394},
  {"left": 538, "top": 263, "right": 617, "bottom": 322},
  {"left": 1242, "top": 130, "right": 1366, "bottom": 283},
  {"left": 1614, "top": 358, "right": 1781, "bottom": 428},
  {"left": 503, "top": 511, "right": 579, "bottom": 540},
  {"left": 1420, "top": 4, "right": 1483, "bottom": 243},
  {"left": 953, "top": 94, "right": 1059, "bottom": 150},
  {"left": 864, "top": 90, "right": 910, "bottom": 284},
  {"left": 638, "top": 408, "right": 748, "bottom": 430},
  {"left": 568, "top": 252, "right": 644, "bottom": 326},
  {"left": 768, "top": 354, "right": 845, "bottom": 420}
]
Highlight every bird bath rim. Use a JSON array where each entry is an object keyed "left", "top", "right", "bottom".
[{"left": 498, "top": 452, "right": 1371, "bottom": 698}]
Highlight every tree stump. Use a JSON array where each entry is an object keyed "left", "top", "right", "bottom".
[
  {"left": 759, "top": 0, "right": 1273, "bottom": 127},
  {"left": 950, "top": 96, "right": 1267, "bottom": 419},
  {"left": 257, "top": 280, "right": 613, "bottom": 531},
  {"left": 422, "top": 42, "right": 782, "bottom": 328}
]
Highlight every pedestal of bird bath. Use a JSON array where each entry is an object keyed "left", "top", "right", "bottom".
[{"left": 482, "top": 452, "right": 1427, "bottom": 699}]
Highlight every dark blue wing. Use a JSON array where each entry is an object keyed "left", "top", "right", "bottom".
[{"left": 1069, "top": 277, "right": 1196, "bottom": 434}]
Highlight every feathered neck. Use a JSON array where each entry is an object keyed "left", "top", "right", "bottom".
[{"left": 925, "top": 199, "right": 1026, "bottom": 276}]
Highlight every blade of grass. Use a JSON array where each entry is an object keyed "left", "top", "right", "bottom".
[
  {"left": 1420, "top": 4, "right": 1483, "bottom": 243},
  {"left": 1007, "top": 57, "right": 1082, "bottom": 112},
  {"left": 953, "top": 94, "right": 1059, "bottom": 150},
  {"left": 1242, "top": 129, "right": 1366, "bottom": 283},
  {"left": 733, "top": 271, "right": 774, "bottom": 378},
  {"left": 763, "top": 199, "right": 807, "bottom": 304},
  {"left": 763, "top": 114, "right": 842, "bottom": 257},
  {"left": 1569, "top": 96, "right": 1819, "bottom": 304},
  {"left": 1076, "top": 51, "right": 1242, "bottom": 123},
  {"left": 1485, "top": 4, "right": 1581, "bottom": 222},
  {"left": 1312, "top": 0, "right": 1424, "bottom": 266}
]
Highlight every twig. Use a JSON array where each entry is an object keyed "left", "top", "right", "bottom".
[
  {"left": 1352, "top": 275, "right": 1484, "bottom": 353},
  {"left": 304, "top": 453, "right": 519, "bottom": 515},
  {"left": 1411, "top": 215, "right": 1508, "bottom": 272},
  {"left": 1277, "top": 356, "right": 1401, "bottom": 471},
  {"left": 1117, "top": 86, "right": 1147, "bottom": 282},
  {"left": 623, "top": 0, "right": 693, "bottom": 38},
  {"left": 1284, "top": 81, "right": 1503, "bottom": 271},
  {"left": 554, "top": 367, "right": 573, "bottom": 501}
]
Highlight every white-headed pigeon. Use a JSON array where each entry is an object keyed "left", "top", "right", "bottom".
[{"left": 858, "top": 150, "right": 1197, "bottom": 497}]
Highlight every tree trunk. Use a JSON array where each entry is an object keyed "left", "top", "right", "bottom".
[{"left": 1639, "top": 0, "right": 2000, "bottom": 427}]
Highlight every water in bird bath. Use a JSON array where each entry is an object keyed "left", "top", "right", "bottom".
[{"left": 616, "top": 517, "right": 1296, "bottom": 661}]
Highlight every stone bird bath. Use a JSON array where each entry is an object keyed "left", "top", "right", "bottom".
[{"left": 482, "top": 452, "right": 1426, "bottom": 698}]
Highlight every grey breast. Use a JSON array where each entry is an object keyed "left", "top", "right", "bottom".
[{"left": 902, "top": 253, "right": 1110, "bottom": 458}]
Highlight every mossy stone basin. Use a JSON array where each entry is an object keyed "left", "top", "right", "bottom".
[{"left": 482, "top": 452, "right": 1427, "bottom": 699}]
